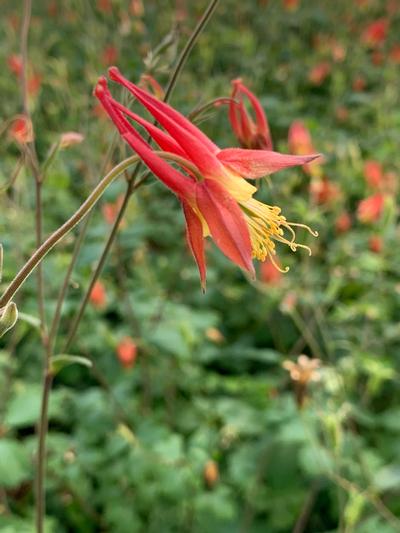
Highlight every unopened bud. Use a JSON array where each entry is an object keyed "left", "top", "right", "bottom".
[
  {"left": 0, "top": 302, "right": 18, "bottom": 338},
  {"left": 0, "top": 244, "right": 3, "bottom": 283}
]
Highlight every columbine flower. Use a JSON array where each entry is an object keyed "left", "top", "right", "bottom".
[
  {"left": 229, "top": 78, "right": 272, "bottom": 150},
  {"left": 116, "top": 337, "right": 138, "bottom": 369},
  {"left": 94, "top": 68, "right": 319, "bottom": 288},
  {"left": 363, "top": 160, "right": 383, "bottom": 189},
  {"left": 335, "top": 211, "right": 352, "bottom": 234},
  {"left": 288, "top": 120, "right": 322, "bottom": 177},
  {"left": 9, "top": 115, "right": 34, "bottom": 144},
  {"left": 89, "top": 280, "right": 107, "bottom": 309},
  {"left": 362, "top": 18, "right": 389, "bottom": 47},
  {"left": 357, "top": 193, "right": 384, "bottom": 223}
]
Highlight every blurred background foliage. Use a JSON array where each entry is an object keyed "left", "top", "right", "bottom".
[{"left": 1, "top": 0, "right": 400, "bottom": 531}]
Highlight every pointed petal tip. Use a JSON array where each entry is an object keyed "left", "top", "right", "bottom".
[
  {"left": 200, "top": 281, "right": 207, "bottom": 294},
  {"left": 306, "top": 153, "right": 323, "bottom": 163},
  {"left": 93, "top": 76, "right": 108, "bottom": 97}
]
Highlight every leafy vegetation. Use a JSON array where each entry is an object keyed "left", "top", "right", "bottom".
[{"left": 0, "top": 0, "right": 400, "bottom": 531}]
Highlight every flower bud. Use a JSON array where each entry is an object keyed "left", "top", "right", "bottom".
[{"left": 0, "top": 302, "right": 19, "bottom": 338}]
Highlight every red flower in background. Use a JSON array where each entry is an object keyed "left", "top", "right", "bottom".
[
  {"left": 369, "top": 235, "right": 383, "bottom": 253},
  {"left": 335, "top": 212, "right": 352, "bottom": 234},
  {"left": 357, "top": 193, "right": 384, "bottom": 223},
  {"left": 260, "top": 259, "right": 283, "bottom": 285},
  {"left": 310, "top": 178, "right": 340, "bottom": 205},
  {"left": 229, "top": 79, "right": 273, "bottom": 150},
  {"left": 389, "top": 44, "right": 400, "bottom": 64},
  {"left": 9, "top": 116, "right": 34, "bottom": 144},
  {"left": 364, "top": 160, "right": 383, "bottom": 189},
  {"left": 308, "top": 62, "right": 331, "bottom": 86},
  {"left": 352, "top": 76, "right": 366, "bottom": 92},
  {"left": 288, "top": 121, "right": 321, "bottom": 176},
  {"left": 116, "top": 337, "right": 138, "bottom": 369},
  {"left": 7, "top": 54, "right": 23, "bottom": 77},
  {"left": 283, "top": 0, "right": 300, "bottom": 10},
  {"left": 362, "top": 19, "right": 389, "bottom": 47},
  {"left": 102, "top": 45, "right": 119, "bottom": 66},
  {"left": 7, "top": 54, "right": 41, "bottom": 97},
  {"left": 139, "top": 74, "right": 165, "bottom": 100},
  {"left": 89, "top": 280, "right": 107, "bottom": 309},
  {"left": 94, "top": 69, "right": 318, "bottom": 288}
]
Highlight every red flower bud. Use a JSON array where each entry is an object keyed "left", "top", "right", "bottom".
[
  {"left": 335, "top": 212, "right": 352, "bottom": 234},
  {"left": 89, "top": 280, "right": 107, "bottom": 309},
  {"left": 116, "top": 337, "right": 138, "bottom": 369}
]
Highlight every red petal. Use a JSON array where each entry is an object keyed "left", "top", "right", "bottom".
[
  {"left": 182, "top": 200, "right": 207, "bottom": 289},
  {"left": 122, "top": 130, "right": 195, "bottom": 199},
  {"left": 111, "top": 99, "right": 187, "bottom": 157},
  {"left": 108, "top": 67, "right": 219, "bottom": 153},
  {"left": 108, "top": 68, "right": 223, "bottom": 178},
  {"left": 95, "top": 79, "right": 195, "bottom": 199},
  {"left": 196, "top": 179, "right": 254, "bottom": 274},
  {"left": 217, "top": 148, "right": 320, "bottom": 178}
]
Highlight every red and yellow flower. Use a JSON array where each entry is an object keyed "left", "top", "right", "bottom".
[
  {"left": 229, "top": 78, "right": 273, "bottom": 150},
  {"left": 94, "top": 68, "right": 319, "bottom": 287}
]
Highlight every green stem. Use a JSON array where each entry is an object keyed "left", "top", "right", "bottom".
[{"left": 0, "top": 155, "right": 140, "bottom": 309}]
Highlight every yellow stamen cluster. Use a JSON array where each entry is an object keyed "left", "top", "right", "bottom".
[{"left": 240, "top": 198, "right": 318, "bottom": 271}]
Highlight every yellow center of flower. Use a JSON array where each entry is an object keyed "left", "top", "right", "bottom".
[{"left": 240, "top": 197, "right": 318, "bottom": 270}]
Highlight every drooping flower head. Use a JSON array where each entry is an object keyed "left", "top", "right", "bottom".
[
  {"left": 229, "top": 79, "right": 273, "bottom": 150},
  {"left": 94, "top": 68, "right": 319, "bottom": 288}
]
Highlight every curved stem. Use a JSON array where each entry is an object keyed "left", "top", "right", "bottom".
[
  {"left": 0, "top": 155, "right": 140, "bottom": 309},
  {"left": 163, "top": 0, "right": 220, "bottom": 102}
]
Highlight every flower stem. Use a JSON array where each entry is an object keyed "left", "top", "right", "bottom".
[
  {"left": 61, "top": 0, "right": 220, "bottom": 353},
  {"left": 0, "top": 155, "right": 140, "bottom": 309}
]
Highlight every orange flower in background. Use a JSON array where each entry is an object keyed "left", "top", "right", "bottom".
[
  {"left": 102, "top": 45, "right": 119, "bottom": 66},
  {"left": 352, "top": 76, "right": 366, "bottom": 92},
  {"left": 7, "top": 54, "right": 23, "bottom": 77},
  {"left": 310, "top": 178, "right": 340, "bottom": 205},
  {"left": 364, "top": 160, "right": 383, "bottom": 189},
  {"left": 116, "top": 337, "right": 138, "bottom": 369},
  {"left": 229, "top": 78, "right": 273, "bottom": 150},
  {"left": 260, "top": 259, "right": 283, "bottom": 285},
  {"left": 204, "top": 460, "right": 219, "bottom": 488},
  {"left": 389, "top": 44, "right": 400, "bottom": 64},
  {"left": 283, "top": 0, "right": 300, "bottom": 10},
  {"left": 130, "top": 0, "right": 144, "bottom": 16},
  {"left": 9, "top": 116, "right": 34, "bottom": 144},
  {"left": 139, "top": 74, "right": 165, "bottom": 100},
  {"left": 7, "top": 54, "right": 41, "bottom": 97},
  {"left": 335, "top": 106, "right": 349, "bottom": 122},
  {"left": 97, "top": 0, "right": 112, "bottom": 13},
  {"left": 288, "top": 121, "right": 321, "bottom": 176},
  {"left": 357, "top": 193, "right": 384, "bottom": 223},
  {"left": 308, "top": 62, "right": 331, "bottom": 86},
  {"left": 89, "top": 280, "right": 107, "bottom": 309},
  {"left": 369, "top": 235, "right": 383, "bottom": 254},
  {"left": 362, "top": 19, "right": 389, "bottom": 47},
  {"left": 335, "top": 212, "right": 352, "bottom": 234}
]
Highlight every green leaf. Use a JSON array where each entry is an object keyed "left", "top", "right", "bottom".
[
  {"left": 0, "top": 439, "right": 31, "bottom": 487},
  {"left": 50, "top": 354, "right": 92, "bottom": 375}
]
